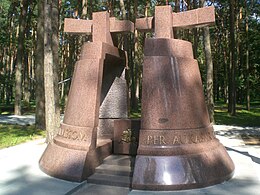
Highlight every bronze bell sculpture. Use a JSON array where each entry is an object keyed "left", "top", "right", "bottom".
[{"left": 132, "top": 6, "right": 234, "bottom": 190}]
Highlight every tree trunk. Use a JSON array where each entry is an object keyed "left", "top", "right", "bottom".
[
  {"left": 7, "top": 15, "right": 15, "bottom": 105},
  {"left": 44, "top": 0, "right": 58, "bottom": 143},
  {"left": 89, "top": 0, "right": 93, "bottom": 19},
  {"left": 199, "top": 1, "right": 214, "bottom": 123},
  {"left": 52, "top": 0, "right": 61, "bottom": 135},
  {"left": 64, "top": 37, "right": 76, "bottom": 104},
  {"left": 23, "top": 50, "right": 30, "bottom": 104},
  {"left": 192, "top": 0, "right": 199, "bottom": 59},
  {"left": 82, "top": 0, "right": 88, "bottom": 19},
  {"left": 203, "top": 26, "right": 215, "bottom": 124},
  {"left": 245, "top": 0, "right": 250, "bottom": 110},
  {"left": 228, "top": 0, "right": 236, "bottom": 115},
  {"left": 15, "top": 0, "right": 29, "bottom": 115},
  {"left": 236, "top": 7, "right": 242, "bottom": 104},
  {"left": 119, "top": 0, "right": 127, "bottom": 20},
  {"left": 24, "top": 2, "right": 34, "bottom": 105},
  {"left": 35, "top": 0, "right": 46, "bottom": 130},
  {"left": 223, "top": 21, "right": 229, "bottom": 104},
  {"left": 174, "top": 0, "right": 180, "bottom": 38},
  {"left": 200, "top": 0, "right": 215, "bottom": 123}
]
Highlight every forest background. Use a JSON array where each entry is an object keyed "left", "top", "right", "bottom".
[{"left": 0, "top": 0, "right": 259, "bottom": 142}]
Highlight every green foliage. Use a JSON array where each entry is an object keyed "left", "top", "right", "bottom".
[
  {"left": 0, "top": 102, "right": 36, "bottom": 115},
  {"left": 248, "top": 19, "right": 260, "bottom": 99},
  {"left": 215, "top": 101, "right": 260, "bottom": 127},
  {"left": 211, "top": 0, "right": 260, "bottom": 103},
  {"left": 0, "top": 124, "right": 45, "bottom": 149},
  {"left": 0, "top": 0, "right": 260, "bottom": 127},
  {"left": 0, "top": 1, "right": 11, "bottom": 47}
]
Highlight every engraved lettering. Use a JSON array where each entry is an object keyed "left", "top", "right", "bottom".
[
  {"left": 160, "top": 136, "right": 166, "bottom": 145},
  {"left": 143, "top": 131, "right": 217, "bottom": 146},
  {"left": 83, "top": 134, "right": 87, "bottom": 141},
  {"left": 78, "top": 132, "right": 84, "bottom": 141},
  {"left": 173, "top": 136, "right": 180, "bottom": 144},
  {"left": 64, "top": 129, "right": 68, "bottom": 138},
  {"left": 67, "top": 130, "right": 72, "bottom": 139},
  {"left": 199, "top": 133, "right": 204, "bottom": 142},
  {"left": 191, "top": 134, "right": 198, "bottom": 143},
  {"left": 72, "top": 131, "right": 78, "bottom": 140},
  {"left": 147, "top": 136, "right": 153, "bottom": 145},
  {"left": 146, "top": 135, "right": 167, "bottom": 145},
  {"left": 180, "top": 134, "right": 188, "bottom": 144},
  {"left": 153, "top": 136, "right": 159, "bottom": 144},
  {"left": 58, "top": 128, "right": 64, "bottom": 136},
  {"left": 58, "top": 128, "right": 88, "bottom": 142}
]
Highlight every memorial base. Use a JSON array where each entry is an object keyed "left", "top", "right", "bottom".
[
  {"left": 132, "top": 139, "right": 234, "bottom": 191},
  {"left": 39, "top": 137, "right": 112, "bottom": 182}
]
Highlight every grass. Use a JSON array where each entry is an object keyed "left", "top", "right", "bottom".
[
  {"left": 214, "top": 101, "right": 260, "bottom": 127},
  {"left": 0, "top": 124, "right": 45, "bottom": 149},
  {"left": 214, "top": 108, "right": 260, "bottom": 127}
]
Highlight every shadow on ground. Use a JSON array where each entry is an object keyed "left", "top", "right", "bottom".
[{"left": 0, "top": 165, "right": 78, "bottom": 195}]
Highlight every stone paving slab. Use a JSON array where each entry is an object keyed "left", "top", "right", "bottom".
[
  {"left": 65, "top": 183, "right": 130, "bottom": 195},
  {"left": 0, "top": 139, "right": 79, "bottom": 195},
  {"left": 0, "top": 115, "right": 35, "bottom": 126},
  {"left": 0, "top": 115, "right": 66, "bottom": 126}
]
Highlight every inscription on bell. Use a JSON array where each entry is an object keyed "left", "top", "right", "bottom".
[
  {"left": 147, "top": 135, "right": 166, "bottom": 145},
  {"left": 145, "top": 131, "right": 215, "bottom": 146},
  {"left": 58, "top": 128, "right": 88, "bottom": 142}
]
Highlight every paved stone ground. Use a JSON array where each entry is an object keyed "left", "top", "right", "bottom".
[
  {"left": 0, "top": 115, "right": 260, "bottom": 195},
  {"left": 0, "top": 139, "right": 79, "bottom": 195},
  {"left": 0, "top": 115, "right": 35, "bottom": 126}
]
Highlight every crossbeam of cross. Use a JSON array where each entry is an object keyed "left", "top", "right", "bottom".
[
  {"left": 136, "top": 6, "right": 215, "bottom": 39},
  {"left": 64, "top": 12, "right": 134, "bottom": 46},
  {"left": 64, "top": 17, "right": 134, "bottom": 34},
  {"left": 64, "top": 6, "right": 214, "bottom": 42}
]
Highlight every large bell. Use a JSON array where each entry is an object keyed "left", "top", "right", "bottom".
[
  {"left": 39, "top": 12, "right": 131, "bottom": 182},
  {"left": 132, "top": 6, "right": 234, "bottom": 190}
]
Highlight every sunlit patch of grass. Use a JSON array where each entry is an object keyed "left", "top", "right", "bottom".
[
  {"left": 214, "top": 106, "right": 260, "bottom": 127},
  {"left": 130, "top": 112, "right": 141, "bottom": 118},
  {"left": 130, "top": 103, "right": 141, "bottom": 119},
  {"left": 0, "top": 124, "right": 45, "bottom": 149}
]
